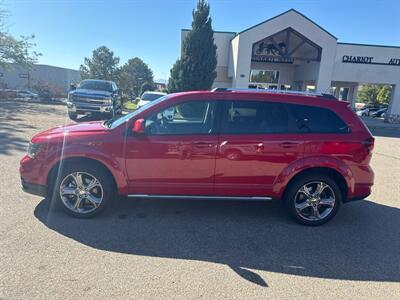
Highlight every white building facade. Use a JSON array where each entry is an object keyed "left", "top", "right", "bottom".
[
  {"left": 0, "top": 64, "right": 80, "bottom": 93},
  {"left": 181, "top": 9, "right": 400, "bottom": 122}
]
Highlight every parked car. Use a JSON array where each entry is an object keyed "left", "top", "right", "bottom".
[
  {"left": 137, "top": 91, "right": 167, "bottom": 108},
  {"left": 370, "top": 108, "right": 387, "bottom": 118},
  {"left": 16, "top": 90, "right": 39, "bottom": 99},
  {"left": 356, "top": 107, "right": 369, "bottom": 117},
  {"left": 67, "top": 79, "right": 122, "bottom": 120},
  {"left": 20, "top": 89, "right": 375, "bottom": 226},
  {"left": 366, "top": 107, "right": 380, "bottom": 116}
]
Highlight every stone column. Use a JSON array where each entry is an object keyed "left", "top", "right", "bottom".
[
  {"left": 386, "top": 83, "right": 400, "bottom": 123},
  {"left": 350, "top": 84, "right": 359, "bottom": 108}
]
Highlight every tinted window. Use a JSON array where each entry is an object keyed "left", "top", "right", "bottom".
[
  {"left": 288, "top": 104, "right": 349, "bottom": 133},
  {"left": 145, "top": 101, "right": 216, "bottom": 135},
  {"left": 78, "top": 80, "right": 113, "bottom": 92},
  {"left": 220, "top": 101, "right": 289, "bottom": 134},
  {"left": 142, "top": 92, "right": 164, "bottom": 101}
]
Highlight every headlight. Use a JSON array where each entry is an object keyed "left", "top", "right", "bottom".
[{"left": 27, "top": 142, "right": 41, "bottom": 159}]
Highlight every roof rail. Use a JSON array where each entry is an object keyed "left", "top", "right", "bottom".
[{"left": 211, "top": 87, "right": 337, "bottom": 99}]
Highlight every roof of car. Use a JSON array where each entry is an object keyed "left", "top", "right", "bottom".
[
  {"left": 144, "top": 91, "right": 167, "bottom": 95},
  {"left": 167, "top": 89, "right": 351, "bottom": 109},
  {"left": 81, "top": 79, "right": 114, "bottom": 83}
]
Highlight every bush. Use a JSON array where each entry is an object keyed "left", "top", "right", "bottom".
[{"left": 32, "top": 81, "right": 65, "bottom": 101}]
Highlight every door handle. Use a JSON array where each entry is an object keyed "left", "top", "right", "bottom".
[
  {"left": 279, "top": 142, "right": 299, "bottom": 148},
  {"left": 256, "top": 143, "right": 264, "bottom": 153},
  {"left": 192, "top": 142, "right": 214, "bottom": 148}
]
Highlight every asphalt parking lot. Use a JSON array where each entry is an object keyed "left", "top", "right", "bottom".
[{"left": 0, "top": 100, "right": 399, "bottom": 299}]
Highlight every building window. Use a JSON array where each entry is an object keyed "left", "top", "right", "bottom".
[
  {"left": 249, "top": 70, "right": 279, "bottom": 84},
  {"left": 339, "top": 87, "right": 349, "bottom": 101},
  {"left": 306, "top": 85, "right": 316, "bottom": 92},
  {"left": 281, "top": 84, "right": 292, "bottom": 90}
]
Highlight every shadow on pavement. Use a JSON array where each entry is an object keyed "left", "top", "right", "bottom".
[
  {"left": 370, "top": 128, "right": 400, "bottom": 138},
  {"left": 34, "top": 197, "right": 400, "bottom": 286}
]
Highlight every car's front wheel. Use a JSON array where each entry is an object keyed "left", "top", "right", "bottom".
[
  {"left": 285, "top": 174, "right": 341, "bottom": 226},
  {"left": 52, "top": 162, "right": 114, "bottom": 218}
]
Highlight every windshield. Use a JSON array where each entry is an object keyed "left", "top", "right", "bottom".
[
  {"left": 141, "top": 92, "right": 165, "bottom": 101},
  {"left": 108, "top": 95, "right": 169, "bottom": 129},
  {"left": 78, "top": 80, "right": 113, "bottom": 92}
]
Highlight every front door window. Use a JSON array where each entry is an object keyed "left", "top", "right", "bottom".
[{"left": 145, "top": 101, "right": 216, "bottom": 135}]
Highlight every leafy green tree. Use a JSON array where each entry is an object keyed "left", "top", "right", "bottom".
[
  {"left": 0, "top": 8, "right": 40, "bottom": 67},
  {"left": 140, "top": 81, "right": 154, "bottom": 94},
  {"left": 79, "top": 46, "right": 120, "bottom": 81},
  {"left": 377, "top": 85, "right": 392, "bottom": 105},
  {"left": 358, "top": 85, "right": 381, "bottom": 106},
  {"left": 118, "top": 57, "right": 154, "bottom": 96},
  {"left": 168, "top": 58, "right": 183, "bottom": 93},
  {"left": 358, "top": 84, "right": 392, "bottom": 107},
  {"left": 168, "top": 0, "right": 217, "bottom": 92}
]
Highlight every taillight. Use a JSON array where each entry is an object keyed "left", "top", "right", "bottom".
[{"left": 362, "top": 137, "right": 375, "bottom": 151}]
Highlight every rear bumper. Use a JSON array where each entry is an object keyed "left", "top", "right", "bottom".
[
  {"left": 21, "top": 178, "right": 47, "bottom": 197},
  {"left": 345, "top": 183, "right": 372, "bottom": 202},
  {"left": 346, "top": 165, "right": 374, "bottom": 202}
]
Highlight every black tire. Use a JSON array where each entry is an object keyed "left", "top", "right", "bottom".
[
  {"left": 284, "top": 173, "right": 341, "bottom": 226},
  {"left": 51, "top": 161, "right": 115, "bottom": 218},
  {"left": 68, "top": 112, "right": 78, "bottom": 120}
]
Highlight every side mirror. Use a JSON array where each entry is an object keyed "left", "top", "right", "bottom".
[
  {"left": 132, "top": 118, "right": 145, "bottom": 134},
  {"left": 69, "top": 83, "right": 77, "bottom": 91}
]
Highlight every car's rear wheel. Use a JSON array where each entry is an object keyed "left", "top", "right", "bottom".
[
  {"left": 285, "top": 174, "right": 341, "bottom": 226},
  {"left": 52, "top": 162, "right": 114, "bottom": 218}
]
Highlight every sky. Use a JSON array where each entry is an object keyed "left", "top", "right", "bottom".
[{"left": 5, "top": 0, "right": 400, "bottom": 80}]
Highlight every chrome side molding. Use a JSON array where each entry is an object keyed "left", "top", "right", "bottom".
[{"left": 127, "top": 194, "right": 273, "bottom": 201}]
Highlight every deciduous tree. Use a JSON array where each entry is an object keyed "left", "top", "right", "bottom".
[
  {"left": 0, "top": 7, "right": 40, "bottom": 67},
  {"left": 118, "top": 57, "right": 154, "bottom": 96}
]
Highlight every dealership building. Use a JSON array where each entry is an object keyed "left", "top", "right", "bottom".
[
  {"left": 181, "top": 9, "right": 400, "bottom": 122},
  {"left": 0, "top": 64, "right": 80, "bottom": 94}
]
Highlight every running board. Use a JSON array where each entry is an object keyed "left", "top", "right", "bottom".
[{"left": 127, "top": 194, "right": 273, "bottom": 201}]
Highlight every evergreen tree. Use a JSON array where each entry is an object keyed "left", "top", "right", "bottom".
[
  {"left": 168, "top": 0, "right": 217, "bottom": 92},
  {"left": 79, "top": 46, "right": 120, "bottom": 81}
]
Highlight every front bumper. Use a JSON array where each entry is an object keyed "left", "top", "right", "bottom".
[
  {"left": 21, "top": 177, "right": 47, "bottom": 197},
  {"left": 67, "top": 101, "right": 113, "bottom": 113}
]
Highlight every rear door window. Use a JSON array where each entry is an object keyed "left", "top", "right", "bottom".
[
  {"left": 288, "top": 104, "right": 349, "bottom": 133},
  {"left": 220, "top": 101, "right": 290, "bottom": 134}
]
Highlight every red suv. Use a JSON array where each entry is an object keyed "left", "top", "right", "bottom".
[{"left": 20, "top": 90, "right": 374, "bottom": 225}]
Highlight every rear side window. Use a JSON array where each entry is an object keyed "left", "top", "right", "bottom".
[
  {"left": 288, "top": 104, "right": 349, "bottom": 133},
  {"left": 220, "top": 101, "right": 289, "bottom": 134}
]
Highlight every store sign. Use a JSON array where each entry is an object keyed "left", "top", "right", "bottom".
[
  {"left": 342, "top": 55, "right": 400, "bottom": 66},
  {"left": 252, "top": 55, "right": 294, "bottom": 64},
  {"left": 252, "top": 40, "right": 294, "bottom": 64}
]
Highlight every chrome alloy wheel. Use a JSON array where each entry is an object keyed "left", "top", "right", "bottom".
[
  {"left": 294, "top": 181, "right": 336, "bottom": 221},
  {"left": 59, "top": 172, "right": 103, "bottom": 214}
]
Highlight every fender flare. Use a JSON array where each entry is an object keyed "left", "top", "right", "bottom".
[
  {"left": 272, "top": 155, "right": 354, "bottom": 198},
  {"left": 43, "top": 144, "right": 128, "bottom": 194}
]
